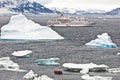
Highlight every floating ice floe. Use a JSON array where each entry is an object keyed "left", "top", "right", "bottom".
[
  {"left": 23, "top": 70, "right": 54, "bottom": 80},
  {"left": 23, "top": 70, "right": 37, "bottom": 79},
  {"left": 33, "top": 75, "right": 53, "bottom": 80},
  {"left": 0, "top": 57, "right": 27, "bottom": 72},
  {"left": 34, "top": 58, "right": 60, "bottom": 66},
  {"left": 12, "top": 50, "right": 32, "bottom": 58},
  {"left": 62, "top": 63, "right": 108, "bottom": 74},
  {"left": 33, "top": 76, "right": 41, "bottom": 80},
  {"left": 1, "top": 14, "right": 64, "bottom": 40},
  {"left": 108, "top": 68, "right": 120, "bottom": 73},
  {"left": 81, "top": 74, "right": 95, "bottom": 80},
  {"left": 39, "top": 75, "right": 54, "bottom": 80},
  {"left": 85, "top": 33, "right": 117, "bottom": 48},
  {"left": 117, "top": 53, "right": 120, "bottom": 56},
  {"left": 81, "top": 74, "right": 113, "bottom": 80}
]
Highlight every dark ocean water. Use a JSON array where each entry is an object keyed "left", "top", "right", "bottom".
[{"left": 0, "top": 15, "right": 120, "bottom": 80}]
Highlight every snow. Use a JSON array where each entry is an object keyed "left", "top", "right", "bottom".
[
  {"left": 62, "top": 63, "right": 108, "bottom": 74},
  {"left": 85, "top": 33, "right": 117, "bottom": 48},
  {"left": 1, "top": 14, "right": 64, "bottom": 40},
  {"left": 0, "top": 8, "right": 16, "bottom": 14},
  {"left": 50, "top": 7, "right": 77, "bottom": 14},
  {"left": 12, "top": 50, "right": 32, "bottom": 57},
  {"left": 28, "top": 0, "right": 53, "bottom": 5}
]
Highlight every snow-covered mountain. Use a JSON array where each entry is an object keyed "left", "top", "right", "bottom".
[
  {"left": 74, "top": 9, "right": 105, "bottom": 15},
  {"left": 51, "top": 8, "right": 77, "bottom": 14},
  {"left": 105, "top": 8, "right": 120, "bottom": 15},
  {"left": 50, "top": 7, "right": 106, "bottom": 15},
  {"left": 0, "top": 0, "right": 14, "bottom": 8},
  {"left": 0, "top": 0, "right": 57, "bottom": 14},
  {"left": 0, "top": 0, "right": 27, "bottom": 8},
  {"left": 10, "top": 1, "right": 54, "bottom": 14}
]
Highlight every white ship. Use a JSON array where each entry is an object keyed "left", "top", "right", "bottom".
[{"left": 47, "top": 14, "right": 96, "bottom": 27}]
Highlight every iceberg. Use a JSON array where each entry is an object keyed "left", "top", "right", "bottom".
[
  {"left": 108, "top": 68, "right": 120, "bottom": 73},
  {"left": 1, "top": 14, "right": 64, "bottom": 40},
  {"left": 117, "top": 53, "right": 120, "bottom": 56},
  {"left": 62, "top": 63, "right": 108, "bottom": 74},
  {"left": 23, "top": 70, "right": 37, "bottom": 79},
  {"left": 23, "top": 70, "right": 54, "bottom": 80},
  {"left": 0, "top": 57, "right": 27, "bottom": 72},
  {"left": 81, "top": 74, "right": 95, "bottom": 80},
  {"left": 81, "top": 74, "right": 113, "bottom": 80},
  {"left": 33, "top": 75, "right": 54, "bottom": 80},
  {"left": 85, "top": 33, "right": 117, "bottom": 48},
  {"left": 34, "top": 58, "right": 60, "bottom": 66},
  {"left": 33, "top": 76, "right": 41, "bottom": 80},
  {"left": 40, "top": 75, "right": 54, "bottom": 80},
  {"left": 12, "top": 50, "right": 32, "bottom": 58}
]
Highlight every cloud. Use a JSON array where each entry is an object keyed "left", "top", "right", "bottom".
[{"left": 28, "top": 0, "right": 53, "bottom": 4}]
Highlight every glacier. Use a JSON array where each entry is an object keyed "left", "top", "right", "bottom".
[
  {"left": 0, "top": 14, "right": 64, "bottom": 40},
  {"left": 85, "top": 33, "right": 117, "bottom": 48}
]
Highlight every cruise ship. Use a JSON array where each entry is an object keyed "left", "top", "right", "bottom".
[{"left": 47, "top": 14, "right": 96, "bottom": 27}]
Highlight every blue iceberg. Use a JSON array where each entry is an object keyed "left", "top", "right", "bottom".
[
  {"left": 85, "top": 33, "right": 117, "bottom": 48},
  {"left": 34, "top": 58, "right": 60, "bottom": 66}
]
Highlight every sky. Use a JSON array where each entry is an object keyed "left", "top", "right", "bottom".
[{"left": 29, "top": 0, "right": 120, "bottom": 11}]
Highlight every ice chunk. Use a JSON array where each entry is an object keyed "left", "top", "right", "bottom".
[
  {"left": 1, "top": 14, "right": 64, "bottom": 40},
  {"left": 94, "top": 76, "right": 113, "bottom": 80},
  {"left": 33, "top": 75, "right": 54, "bottom": 80},
  {"left": 34, "top": 58, "right": 60, "bottom": 66},
  {"left": 108, "top": 68, "right": 120, "bottom": 73},
  {"left": 81, "top": 74, "right": 112, "bottom": 80},
  {"left": 0, "top": 57, "right": 27, "bottom": 72},
  {"left": 85, "top": 33, "right": 117, "bottom": 48},
  {"left": 23, "top": 70, "right": 37, "bottom": 79},
  {"left": 80, "top": 68, "right": 89, "bottom": 74},
  {"left": 81, "top": 74, "right": 95, "bottom": 80},
  {"left": 117, "top": 53, "right": 120, "bottom": 56},
  {"left": 23, "top": 70, "right": 54, "bottom": 80},
  {"left": 12, "top": 50, "right": 32, "bottom": 58},
  {"left": 62, "top": 63, "right": 108, "bottom": 74},
  {"left": 41, "top": 75, "right": 54, "bottom": 80},
  {"left": 33, "top": 76, "right": 41, "bottom": 80}
]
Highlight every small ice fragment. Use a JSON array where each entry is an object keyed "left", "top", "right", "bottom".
[{"left": 12, "top": 50, "right": 32, "bottom": 58}]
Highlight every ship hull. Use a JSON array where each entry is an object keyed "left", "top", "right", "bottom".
[{"left": 48, "top": 24, "right": 93, "bottom": 27}]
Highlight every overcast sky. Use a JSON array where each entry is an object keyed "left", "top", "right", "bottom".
[{"left": 29, "top": 0, "right": 120, "bottom": 11}]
